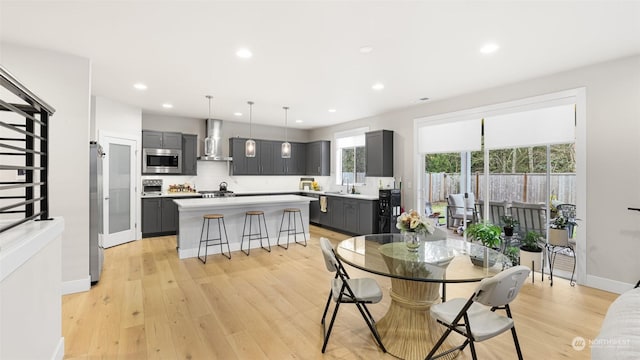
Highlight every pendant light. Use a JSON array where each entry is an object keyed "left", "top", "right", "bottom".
[
  {"left": 204, "top": 95, "right": 215, "bottom": 156},
  {"left": 245, "top": 101, "right": 256, "bottom": 158},
  {"left": 281, "top": 106, "right": 291, "bottom": 158}
]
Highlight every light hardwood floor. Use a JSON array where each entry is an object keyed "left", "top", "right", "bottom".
[{"left": 63, "top": 225, "right": 618, "bottom": 359}]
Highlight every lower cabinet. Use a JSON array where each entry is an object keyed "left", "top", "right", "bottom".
[
  {"left": 142, "top": 197, "right": 194, "bottom": 237},
  {"left": 317, "top": 195, "right": 378, "bottom": 235}
]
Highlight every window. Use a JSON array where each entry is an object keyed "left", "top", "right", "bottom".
[{"left": 335, "top": 127, "right": 368, "bottom": 185}]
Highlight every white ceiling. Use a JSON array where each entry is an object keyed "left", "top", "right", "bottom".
[{"left": 1, "top": 1, "right": 639, "bottom": 129}]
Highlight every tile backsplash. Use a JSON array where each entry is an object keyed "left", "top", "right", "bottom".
[{"left": 141, "top": 161, "right": 396, "bottom": 196}]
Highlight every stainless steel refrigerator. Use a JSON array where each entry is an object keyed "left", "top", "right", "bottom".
[{"left": 90, "top": 141, "right": 105, "bottom": 283}]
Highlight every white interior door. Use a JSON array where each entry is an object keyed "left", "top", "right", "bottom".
[{"left": 100, "top": 135, "right": 137, "bottom": 248}]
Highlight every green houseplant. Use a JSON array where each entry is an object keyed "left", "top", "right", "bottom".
[
  {"left": 549, "top": 215, "right": 578, "bottom": 246},
  {"left": 466, "top": 222, "right": 502, "bottom": 249},
  {"left": 466, "top": 222, "right": 502, "bottom": 267},
  {"left": 500, "top": 215, "right": 519, "bottom": 237},
  {"left": 520, "top": 231, "right": 543, "bottom": 271}
]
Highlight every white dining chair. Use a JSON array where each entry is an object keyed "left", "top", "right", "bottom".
[
  {"left": 425, "top": 265, "right": 531, "bottom": 360},
  {"left": 319, "top": 237, "right": 386, "bottom": 353}
]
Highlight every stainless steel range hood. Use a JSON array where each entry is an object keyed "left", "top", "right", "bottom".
[{"left": 198, "top": 118, "right": 233, "bottom": 161}]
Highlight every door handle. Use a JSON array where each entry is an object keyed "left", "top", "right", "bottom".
[
  {"left": 104, "top": 197, "right": 109, "bottom": 200},
  {"left": 628, "top": 207, "right": 640, "bottom": 212}
]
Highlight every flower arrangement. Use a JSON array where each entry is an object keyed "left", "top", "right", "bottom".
[{"left": 396, "top": 209, "right": 435, "bottom": 235}]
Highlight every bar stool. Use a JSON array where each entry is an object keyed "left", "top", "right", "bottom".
[
  {"left": 241, "top": 210, "right": 271, "bottom": 255},
  {"left": 277, "top": 208, "right": 307, "bottom": 249},
  {"left": 198, "top": 214, "right": 231, "bottom": 263}
]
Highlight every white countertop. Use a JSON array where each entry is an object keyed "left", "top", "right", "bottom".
[
  {"left": 173, "top": 194, "right": 314, "bottom": 210},
  {"left": 299, "top": 190, "right": 379, "bottom": 200},
  {"left": 142, "top": 189, "right": 378, "bottom": 200}
]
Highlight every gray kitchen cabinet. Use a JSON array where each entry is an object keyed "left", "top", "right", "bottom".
[
  {"left": 275, "top": 141, "right": 306, "bottom": 175},
  {"left": 288, "top": 142, "right": 307, "bottom": 175},
  {"left": 161, "top": 197, "right": 178, "bottom": 232},
  {"left": 316, "top": 195, "right": 378, "bottom": 235},
  {"left": 329, "top": 196, "right": 344, "bottom": 230},
  {"left": 307, "top": 194, "right": 320, "bottom": 224},
  {"left": 143, "top": 130, "right": 183, "bottom": 150},
  {"left": 358, "top": 199, "right": 378, "bottom": 234},
  {"left": 229, "top": 138, "right": 250, "bottom": 175},
  {"left": 142, "top": 198, "right": 162, "bottom": 235},
  {"left": 365, "top": 130, "right": 394, "bottom": 177},
  {"left": 259, "top": 140, "right": 277, "bottom": 175},
  {"left": 343, "top": 199, "right": 359, "bottom": 234},
  {"left": 306, "top": 140, "right": 330, "bottom": 176},
  {"left": 182, "top": 134, "right": 198, "bottom": 175},
  {"left": 142, "top": 196, "right": 198, "bottom": 237}
]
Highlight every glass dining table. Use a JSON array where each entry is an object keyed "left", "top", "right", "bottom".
[{"left": 335, "top": 233, "right": 512, "bottom": 360}]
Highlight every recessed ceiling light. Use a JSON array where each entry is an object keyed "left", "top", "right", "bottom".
[
  {"left": 133, "top": 83, "right": 147, "bottom": 90},
  {"left": 162, "top": 103, "right": 173, "bottom": 109},
  {"left": 236, "top": 48, "right": 253, "bottom": 59},
  {"left": 295, "top": 119, "right": 303, "bottom": 123},
  {"left": 359, "top": 46, "right": 373, "bottom": 54},
  {"left": 328, "top": 109, "right": 336, "bottom": 113},
  {"left": 372, "top": 82, "right": 385, "bottom": 91},
  {"left": 233, "top": 112, "right": 243, "bottom": 117},
  {"left": 480, "top": 43, "right": 499, "bottom": 54}
]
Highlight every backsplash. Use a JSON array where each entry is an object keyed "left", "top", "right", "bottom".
[{"left": 141, "top": 161, "right": 396, "bottom": 196}]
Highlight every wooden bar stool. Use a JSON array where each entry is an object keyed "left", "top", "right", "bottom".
[
  {"left": 198, "top": 214, "right": 231, "bottom": 263},
  {"left": 241, "top": 210, "right": 271, "bottom": 255},
  {"left": 277, "top": 208, "right": 307, "bottom": 249}
]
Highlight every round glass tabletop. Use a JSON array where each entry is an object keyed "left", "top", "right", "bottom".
[{"left": 335, "top": 233, "right": 512, "bottom": 283}]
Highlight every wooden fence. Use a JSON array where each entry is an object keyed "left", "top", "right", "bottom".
[{"left": 424, "top": 172, "right": 576, "bottom": 204}]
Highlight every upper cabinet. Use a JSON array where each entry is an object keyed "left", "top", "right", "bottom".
[
  {"left": 306, "top": 140, "right": 330, "bottom": 176},
  {"left": 182, "top": 134, "right": 198, "bottom": 175},
  {"left": 366, "top": 130, "right": 393, "bottom": 177},
  {"left": 229, "top": 138, "right": 328, "bottom": 176},
  {"left": 143, "top": 130, "right": 183, "bottom": 149}
]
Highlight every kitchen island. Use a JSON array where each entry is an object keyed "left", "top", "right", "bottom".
[{"left": 173, "top": 195, "right": 314, "bottom": 259}]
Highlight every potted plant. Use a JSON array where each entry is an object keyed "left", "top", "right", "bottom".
[
  {"left": 549, "top": 215, "right": 578, "bottom": 246},
  {"left": 500, "top": 215, "right": 519, "bottom": 237},
  {"left": 466, "top": 222, "right": 502, "bottom": 266},
  {"left": 520, "top": 231, "right": 544, "bottom": 271}
]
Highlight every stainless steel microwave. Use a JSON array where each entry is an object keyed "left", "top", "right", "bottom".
[{"left": 143, "top": 148, "right": 182, "bottom": 174}]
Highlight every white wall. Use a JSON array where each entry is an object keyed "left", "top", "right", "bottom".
[
  {"left": 310, "top": 55, "right": 640, "bottom": 291},
  {"left": 1, "top": 43, "right": 92, "bottom": 293}
]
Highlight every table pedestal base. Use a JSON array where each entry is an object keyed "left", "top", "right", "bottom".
[{"left": 376, "top": 279, "right": 458, "bottom": 360}]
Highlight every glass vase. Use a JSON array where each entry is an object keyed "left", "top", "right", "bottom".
[{"left": 403, "top": 231, "right": 421, "bottom": 252}]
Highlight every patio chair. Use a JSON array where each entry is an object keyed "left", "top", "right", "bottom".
[
  {"left": 425, "top": 265, "right": 531, "bottom": 360},
  {"left": 510, "top": 201, "right": 547, "bottom": 237},
  {"left": 446, "top": 193, "right": 477, "bottom": 229},
  {"left": 475, "top": 200, "right": 508, "bottom": 227}
]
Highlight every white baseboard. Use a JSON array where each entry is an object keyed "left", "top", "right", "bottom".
[
  {"left": 585, "top": 274, "right": 636, "bottom": 294},
  {"left": 52, "top": 337, "right": 64, "bottom": 360},
  {"left": 62, "top": 275, "right": 90, "bottom": 295}
]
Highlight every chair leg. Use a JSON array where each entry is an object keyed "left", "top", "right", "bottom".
[
  {"left": 197, "top": 218, "right": 208, "bottom": 264},
  {"left": 241, "top": 214, "right": 250, "bottom": 256},
  {"left": 320, "top": 291, "right": 332, "bottom": 325},
  {"left": 296, "top": 210, "right": 307, "bottom": 246},
  {"left": 321, "top": 298, "right": 341, "bottom": 353},
  {"left": 569, "top": 249, "right": 576, "bottom": 287},
  {"left": 219, "top": 218, "right": 231, "bottom": 260},
  {"left": 354, "top": 302, "right": 386, "bottom": 353},
  {"left": 505, "top": 306, "right": 524, "bottom": 360},
  {"left": 260, "top": 213, "right": 271, "bottom": 252},
  {"left": 277, "top": 211, "right": 288, "bottom": 249}
]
